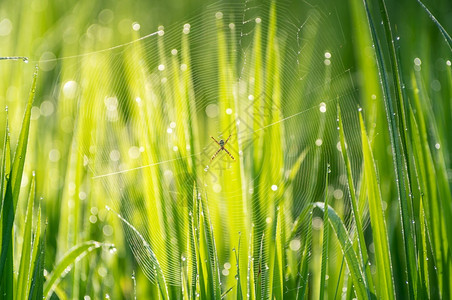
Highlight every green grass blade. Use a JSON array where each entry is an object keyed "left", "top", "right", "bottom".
[
  {"left": 416, "top": 0, "right": 452, "bottom": 52},
  {"left": 16, "top": 173, "right": 36, "bottom": 300},
  {"left": 408, "top": 104, "right": 432, "bottom": 298},
  {"left": 108, "top": 206, "right": 169, "bottom": 300},
  {"left": 234, "top": 237, "right": 242, "bottom": 300},
  {"left": 0, "top": 65, "right": 38, "bottom": 291},
  {"left": 349, "top": 0, "right": 382, "bottom": 132},
  {"left": 43, "top": 241, "right": 104, "bottom": 298},
  {"left": 285, "top": 147, "right": 310, "bottom": 187},
  {"left": 295, "top": 211, "right": 312, "bottom": 300},
  {"left": 362, "top": 0, "right": 416, "bottom": 296},
  {"left": 221, "top": 286, "right": 234, "bottom": 299},
  {"left": 337, "top": 104, "right": 374, "bottom": 296},
  {"left": 0, "top": 111, "right": 11, "bottom": 206},
  {"left": 313, "top": 203, "right": 367, "bottom": 299},
  {"left": 375, "top": 0, "right": 418, "bottom": 295},
  {"left": 247, "top": 228, "right": 255, "bottom": 300},
  {"left": 319, "top": 169, "right": 329, "bottom": 300},
  {"left": 198, "top": 197, "right": 222, "bottom": 300},
  {"left": 359, "top": 112, "right": 395, "bottom": 299},
  {"left": 2, "top": 224, "right": 13, "bottom": 299},
  {"left": 270, "top": 203, "right": 284, "bottom": 300},
  {"left": 418, "top": 196, "right": 430, "bottom": 298},
  {"left": 29, "top": 205, "right": 41, "bottom": 299},
  {"left": 411, "top": 71, "right": 452, "bottom": 297},
  {"left": 10, "top": 65, "right": 38, "bottom": 208},
  {"left": 28, "top": 223, "right": 45, "bottom": 300},
  {"left": 288, "top": 204, "right": 314, "bottom": 243},
  {"left": 0, "top": 112, "right": 12, "bottom": 299}
]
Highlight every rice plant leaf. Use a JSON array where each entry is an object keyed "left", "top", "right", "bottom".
[
  {"left": 221, "top": 286, "right": 234, "bottom": 299},
  {"left": 0, "top": 112, "right": 11, "bottom": 298},
  {"left": 271, "top": 203, "right": 284, "bottom": 300},
  {"left": 0, "top": 66, "right": 38, "bottom": 290},
  {"left": 286, "top": 147, "right": 310, "bottom": 184},
  {"left": 191, "top": 192, "right": 208, "bottom": 300},
  {"left": 359, "top": 112, "right": 395, "bottom": 299},
  {"left": 337, "top": 104, "right": 374, "bottom": 296},
  {"left": 412, "top": 67, "right": 452, "bottom": 297},
  {"left": 10, "top": 65, "right": 38, "bottom": 208},
  {"left": 235, "top": 238, "right": 242, "bottom": 300},
  {"left": 362, "top": 0, "right": 416, "bottom": 296},
  {"left": 198, "top": 198, "right": 221, "bottom": 300},
  {"left": 29, "top": 205, "right": 41, "bottom": 299},
  {"left": 319, "top": 169, "right": 329, "bottom": 300},
  {"left": 109, "top": 206, "right": 170, "bottom": 299},
  {"left": 408, "top": 107, "right": 432, "bottom": 298},
  {"left": 295, "top": 211, "right": 312, "bottom": 300},
  {"left": 16, "top": 173, "right": 36, "bottom": 300},
  {"left": 313, "top": 203, "right": 367, "bottom": 299},
  {"left": 43, "top": 241, "right": 104, "bottom": 298},
  {"left": 375, "top": 0, "right": 418, "bottom": 294},
  {"left": 288, "top": 203, "right": 314, "bottom": 243},
  {"left": 418, "top": 196, "right": 430, "bottom": 298},
  {"left": 28, "top": 223, "right": 45, "bottom": 300},
  {"left": 416, "top": 0, "right": 452, "bottom": 52},
  {"left": 0, "top": 112, "right": 11, "bottom": 205}
]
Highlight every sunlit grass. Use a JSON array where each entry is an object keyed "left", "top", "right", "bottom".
[{"left": 0, "top": 0, "right": 451, "bottom": 299}]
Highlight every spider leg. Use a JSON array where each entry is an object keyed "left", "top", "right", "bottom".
[
  {"left": 223, "top": 147, "right": 235, "bottom": 160},
  {"left": 211, "top": 136, "right": 221, "bottom": 146},
  {"left": 224, "top": 134, "right": 232, "bottom": 146},
  {"left": 211, "top": 147, "right": 223, "bottom": 161}
]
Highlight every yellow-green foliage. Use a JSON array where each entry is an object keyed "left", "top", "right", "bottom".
[{"left": 0, "top": 0, "right": 451, "bottom": 299}]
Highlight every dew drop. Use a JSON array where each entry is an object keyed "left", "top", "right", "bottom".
[{"left": 132, "top": 22, "right": 140, "bottom": 31}]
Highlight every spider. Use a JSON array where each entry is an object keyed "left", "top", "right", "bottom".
[{"left": 210, "top": 135, "right": 235, "bottom": 161}]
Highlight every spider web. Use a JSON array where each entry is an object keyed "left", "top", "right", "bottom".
[{"left": 14, "top": 0, "right": 369, "bottom": 291}]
